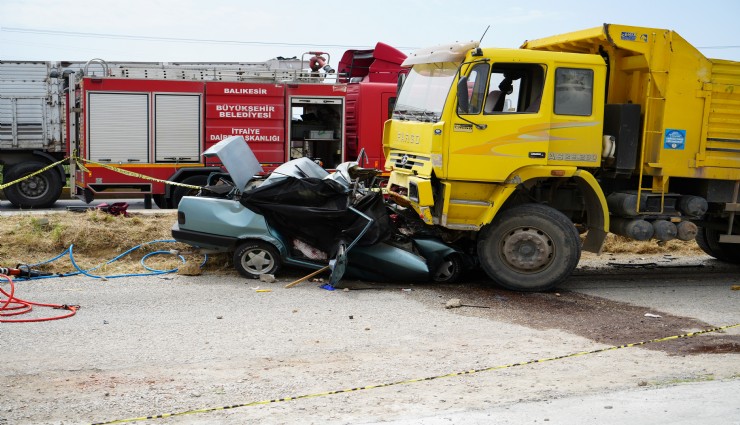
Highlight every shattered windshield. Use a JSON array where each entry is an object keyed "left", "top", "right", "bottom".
[{"left": 393, "top": 62, "right": 458, "bottom": 123}]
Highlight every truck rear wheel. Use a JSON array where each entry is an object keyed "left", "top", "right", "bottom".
[
  {"left": 477, "top": 204, "right": 581, "bottom": 292},
  {"left": 3, "top": 161, "right": 63, "bottom": 208},
  {"left": 695, "top": 226, "right": 740, "bottom": 263}
]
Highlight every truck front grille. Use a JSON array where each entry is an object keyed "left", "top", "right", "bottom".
[{"left": 388, "top": 152, "right": 430, "bottom": 171}]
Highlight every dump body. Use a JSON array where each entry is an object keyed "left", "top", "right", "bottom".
[
  {"left": 522, "top": 23, "right": 740, "bottom": 181},
  {"left": 383, "top": 24, "right": 740, "bottom": 291}
]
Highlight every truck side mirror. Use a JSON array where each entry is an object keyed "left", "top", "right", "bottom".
[{"left": 457, "top": 76, "right": 470, "bottom": 113}]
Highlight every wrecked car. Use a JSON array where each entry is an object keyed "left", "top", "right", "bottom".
[{"left": 171, "top": 136, "right": 473, "bottom": 284}]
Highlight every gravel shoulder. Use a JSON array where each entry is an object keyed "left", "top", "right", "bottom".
[{"left": 1, "top": 253, "right": 738, "bottom": 425}]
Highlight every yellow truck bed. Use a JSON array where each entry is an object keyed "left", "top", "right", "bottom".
[{"left": 522, "top": 23, "right": 740, "bottom": 181}]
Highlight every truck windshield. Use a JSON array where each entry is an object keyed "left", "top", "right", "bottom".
[{"left": 393, "top": 62, "right": 457, "bottom": 123}]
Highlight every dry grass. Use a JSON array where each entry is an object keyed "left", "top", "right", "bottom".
[
  {"left": 0, "top": 211, "right": 702, "bottom": 277},
  {"left": 0, "top": 210, "right": 231, "bottom": 277},
  {"left": 600, "top": 233, "right": 701, "bottom": 255}
]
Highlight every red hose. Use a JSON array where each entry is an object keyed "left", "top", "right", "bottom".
[{"left": 0, "top": 274, "right": 78, "bottom": 323}]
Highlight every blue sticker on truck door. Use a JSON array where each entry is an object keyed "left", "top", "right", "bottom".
[{"left": 664, "top": 129, "right": 686, "bottom": 150}]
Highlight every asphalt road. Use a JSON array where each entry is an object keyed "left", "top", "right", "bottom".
[
  {"left": 0, "top": 196, "right": 162, "bottom": 214},
  {"left": 1, "top": 256, "right": 738, "bottom": 425}
]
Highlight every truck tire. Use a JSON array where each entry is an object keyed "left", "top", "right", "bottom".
[
  {"left": 477, "top": 203, "right": 581, "bottom": 292},
  {"left": 695, "top": 226, "right": 740, "bottom": 263},
  {"left": 3, "top": 161, "right": 63, "bottom": 208},
  {"left": 233, "top": 241, "right": 281, "bottom": 279},
  {"left": 152, "top": 194, "right": 170, "bottom": 210},
  {"left": 170, "top": 175, "right": 208, "bottom": 208}
]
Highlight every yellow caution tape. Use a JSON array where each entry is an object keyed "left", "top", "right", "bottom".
[
  {"left": 78, "top": 158, "right": 204, "bottom": 190},
  {"left": 0, "top": 157, "right": 69, "bottom": 191},
  {"left": 90, "top": 323, "right": 740, "bottom": 425},
  {"left": 75, "top": 158, "right": 90, "bottom": 176},
  {"left": 1, "top": 157, "right": 204, "bottom": 192}
]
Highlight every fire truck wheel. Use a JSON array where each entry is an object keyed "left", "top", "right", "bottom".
[
  {"left": 695, "top": 226, "right": 740, "bottom": 263},
  {"left": 477, "top": 203, "right": 581, "bottom": 292},
  {"left": 171, "top": 175, "right": 208, "bottom": 208},
  {"left": 3, "top": 161, "right": 63, "bottom": 209},
  {"left": 152, "top": 195, "right": 170, "bottom": 210},
  {"left": 233, "top": 241, "right": 282, "bottom": 279}
]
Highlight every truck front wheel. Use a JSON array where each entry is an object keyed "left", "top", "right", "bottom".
[
  {"left": 477, "top": 204, "right": 581, "bottom": 292},
  {"left": 3, "top": 161, "right": 63, "bottom": 208}
]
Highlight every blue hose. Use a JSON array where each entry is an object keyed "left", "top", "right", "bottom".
[{"left": 18, "top": 240, "right": 208, "bottom": 280}]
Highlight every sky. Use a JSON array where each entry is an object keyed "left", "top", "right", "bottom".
[{"left": 1, "top": 0, "right": 739, "bottom": 65}]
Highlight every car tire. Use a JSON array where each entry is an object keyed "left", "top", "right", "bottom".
[
  {"left": 233, "top": 241, "right": 281, "bottom": 279},
  {"left": 432, "top": 255, "right": 463, "bottom": 283}
]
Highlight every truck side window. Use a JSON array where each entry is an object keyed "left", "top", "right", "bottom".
[
  {"left": 485, "top": 64, "right": 545, "bottom": 114},
  {"left": 554, "top": 68, "right": 593, "bottom": 116},
  {"left": 459, "top": 63, "right": 490, "bottom": 114}
]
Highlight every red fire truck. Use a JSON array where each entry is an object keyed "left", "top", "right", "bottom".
[{"left": 0, "top": 43, "right": 406, "bottom": 208}]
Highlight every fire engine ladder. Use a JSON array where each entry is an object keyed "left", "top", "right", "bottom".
[
  {"left": 636, "top": 33, "right": 670, "bottom": 214},
  {"left": 720, "top": 180, "right": 740, "bottom": 243}
]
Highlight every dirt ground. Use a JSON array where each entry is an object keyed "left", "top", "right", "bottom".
[{"left": 423, "top": 281, "right": 740, "bottom": 357}]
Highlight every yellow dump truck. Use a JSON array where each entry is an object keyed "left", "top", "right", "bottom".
[{"left": 383, "top": 24, "right": 740, "bottom": 291}]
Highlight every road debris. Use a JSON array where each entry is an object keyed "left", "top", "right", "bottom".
[
  {"left": 259, "top": 274, "right": 276, "bottom": 283},
  {"left": 445, "top": 298, "right": 491, "bottom": 309}
]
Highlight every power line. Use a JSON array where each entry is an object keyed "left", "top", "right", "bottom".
[
  {"left": 698, "top": 45, "right": 740, "bottom": 49},
  {"left": 0, "top": 26, "right": 419, "bottom": 50},
  {"left": 4, "top": 26, "right": 736, "bottom": 54}
]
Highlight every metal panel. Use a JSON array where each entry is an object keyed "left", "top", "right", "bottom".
[
  {"left": 0, "top": 61, "right": 50, "bottom": 96},
  {"left": 0, "top": 61, "right": 63, "bottom": 150},
  {"left": 704, "top": 60, "right": 740, "bottom": 167},
  {"left": 154, "top": 93, "right": 201, "bottom": 162},
  {"left": 88, "top": 92, "right": 149, "bottom": 163}
]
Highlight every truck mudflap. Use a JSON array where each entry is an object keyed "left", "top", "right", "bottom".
[{"left": 573, "top": 169, "right": 609, "bottom": 254}]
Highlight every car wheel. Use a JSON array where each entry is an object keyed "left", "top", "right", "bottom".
[
  {"left": 432, "top": 255, "right": 463, "bottom": 283},
  {"left": 233, "top": 241, "right": 281, "bottom": 278}
]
